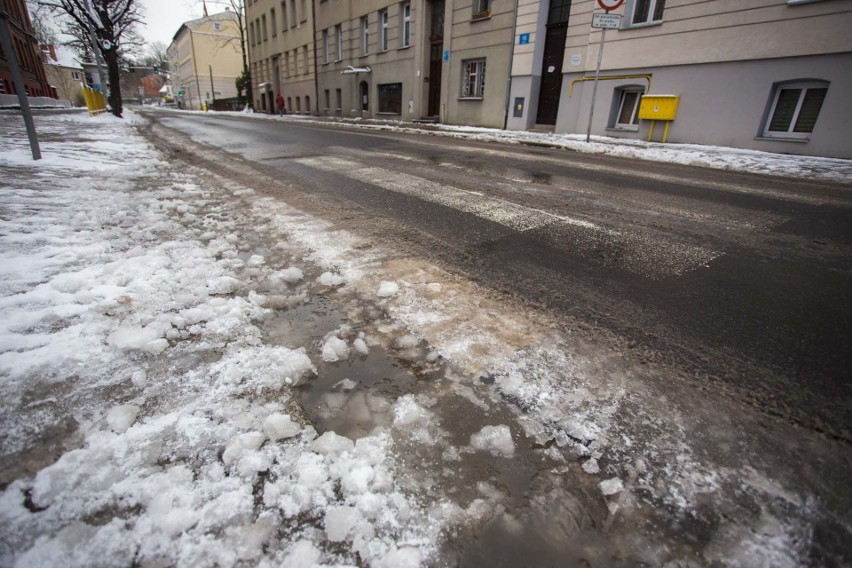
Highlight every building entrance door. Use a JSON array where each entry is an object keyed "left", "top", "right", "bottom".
[
  {"left": 427, "top": 0, "right": 445, "bottom": 117},
  {"left": 536, "top": 0, "right": 572, "bottom": 125}
]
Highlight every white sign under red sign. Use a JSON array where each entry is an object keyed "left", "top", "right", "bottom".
[{"left": 597, "top": 0, "right": 625, "bottom": 11}]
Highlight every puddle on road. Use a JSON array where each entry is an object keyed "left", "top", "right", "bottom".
[
  {"left": 260, "top": 293, "right": 632, "bottom": 565},
  {"left": 299, "top": 350, "right": 426, "bottom": 440}
]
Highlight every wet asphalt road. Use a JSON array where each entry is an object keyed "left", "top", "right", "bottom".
[{"left": 143, "top": 111, "right": 852, "bottom": 440}]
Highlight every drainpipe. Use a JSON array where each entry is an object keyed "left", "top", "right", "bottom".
[{"left": 503, "top": 0, "right": 520, "bottom": 129}]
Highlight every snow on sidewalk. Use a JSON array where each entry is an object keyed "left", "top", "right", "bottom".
[{"left": 0, "top": 112, "right": 461, "bottom": 567}]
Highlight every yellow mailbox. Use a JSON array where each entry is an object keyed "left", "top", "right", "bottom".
[
  {"left": 638, "top": 94, "right": 679, "bottom": 143},
  {"left": 639, "top": 95, "right": 679, "bottom": 120}
]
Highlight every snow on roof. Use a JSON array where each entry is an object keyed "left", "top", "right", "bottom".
[{"left": 47, "top": 45, "right": 83, "bottom": 70}]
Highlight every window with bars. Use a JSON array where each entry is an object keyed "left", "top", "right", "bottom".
[
  {"left": 378, "top": 83, "right": 402, "bottom": 114},
  {"left": 461, "top": 58, "right": 486, "bottom": 99},
  {"left": 763, "top": 81, "right": 828, "bottom": 139},
  {"left": 631, "top": 0, "right": 665, "bottom": 25}
]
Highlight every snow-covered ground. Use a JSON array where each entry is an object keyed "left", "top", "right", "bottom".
[
  {"left": 165, "top": 106, "right": 852, "bottom": 182},
  {"left": 1, "top": 110, "right": 849, "bottom": 567}
]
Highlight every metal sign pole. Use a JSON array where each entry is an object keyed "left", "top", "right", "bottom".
[
  {"left": 585, "top": 27, "right": 607, "bottom": 143},
  {"left": 0, "top": 8, "right": 41, "bottom": 160}
]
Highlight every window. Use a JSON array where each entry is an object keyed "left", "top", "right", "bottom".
[
  {"left": 380, "top": 10, "right": 389, "bottom": 51},
  {"left": 300, "top": 0, "right": 307, "bottom": 22},
  {"left": 281, "top": 1, "right": 288, "bottom": 30},
  {"left": 271, "top": 9, "right": 277, "bottom": 36},
  {"left": 378, "top": 83, "right": 402, "bottom": 114},
  {"left": 611, "top": 87, "right": 643, "bottom": 129},
  {"left": 303, "top": 45, "right": 309, "bottom": 73},
  {"left": 325, "top": 89, "right": 331, "bottom": 110},
  {"left": 262, "top": 14, "right": 268, "bottom": 41},
  {"left": 401, "top": 3, "right": 411, "bottom": 47},
  {"left": 763, "top": 81, "right": 828, "bottom": 139},
  {"left": 288, "top": 96, "right": 292, "bottom": 111},
  {"left": 323, "top": 29, "right": 330, "bottom": 63},
  {"left": 461, "top": 58, "right": 485, "bottom": 99},
  {"left": 473, "top": 0, "right": 491, "bottom": 19},
  {"left": 306, "top": 95, "right": 311, "bottom": 112},
  {"left": 336, "top": 88, "right": 342, "bottom": 110},
  {"left": 213, "top": 22, "right": 222, "bottom": 31},
  {"left": 336, "top": 25, "right": 343, "bottom": 61},
  {"left": 632, "top": 0, "right": 665, "bottom": 25},
  {"left": 297, "top": 97, "right": 301, "bottom": 112},
  {"left": 361, "top": 17, "right": 369, "bottom": 55},
  {"left": 290, "top": 0, "right": 297, "bottom": 27},
  {"left": 250, "top": 21, "right": 256, "bottom": 46}
]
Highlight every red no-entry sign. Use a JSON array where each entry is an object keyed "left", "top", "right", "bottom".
[{"left": 597, "top": 0, "right": 625, "bottom": 11}]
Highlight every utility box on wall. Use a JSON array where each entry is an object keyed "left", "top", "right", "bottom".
[{"left": 639, "top": 95, "right": 679, "bottom": 121}]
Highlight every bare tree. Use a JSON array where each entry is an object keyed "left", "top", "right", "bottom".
[
  {"left": 41, "top": 0, "right": 143, "bottom": 117},
  {"left": 25, "top": 0, "right": 58, "bottom": 57},
  {"left": 146, "top": 40, "right": 168, "bottom": 71},
  {"left": 205, "top": 0, "right": 251, "bottom": 107}
]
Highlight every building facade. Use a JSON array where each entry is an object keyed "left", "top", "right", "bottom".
[
  {"left": 309, "top": 0, "right": 512, "bottom": 126},
  {"left": 247, "top": 0, "right": 317, "bottom": 113},
  {"left": 43, "top": 45, "right": 84, "bottom": 106},
  {"left": 168, "top": 10, "right": 244, "bottom": 110},
  {"left": 507, "top": 0, "right": 852, "bottom": 159},
  {"left": 0, "top": 0, "right": 54, "bottom": 98}
]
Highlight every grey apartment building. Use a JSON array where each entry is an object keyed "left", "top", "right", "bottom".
[{"left": 248, "top": 0, "right": 852, "bottom": 158}]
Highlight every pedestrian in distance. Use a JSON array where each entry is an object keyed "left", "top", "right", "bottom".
[{"left": 276, "top": 93, "right": 286, "bottom": 116}]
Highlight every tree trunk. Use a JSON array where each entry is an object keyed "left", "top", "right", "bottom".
[{"left": 104, "top": 48, "right": 123, "bottom": 118}]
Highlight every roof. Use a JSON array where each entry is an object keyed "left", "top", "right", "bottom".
[{"left": 171, "top": 10, "right": 238, "bottom": 43}]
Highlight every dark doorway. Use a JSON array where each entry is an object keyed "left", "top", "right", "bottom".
[
  {"left": 536, "top": 0, "right": 572, "bottom": 125},
  {"left": 360, "top": 81, "right": 369, "bottom": 112},
  {"left": 427, "top": 0, "right": 445, "bottom": 117}
]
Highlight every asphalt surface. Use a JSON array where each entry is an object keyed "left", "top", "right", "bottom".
[{"left": 140, "top": 110, "right": 852, "bottom": 441}]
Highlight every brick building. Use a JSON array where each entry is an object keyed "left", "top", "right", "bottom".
[{"left": 0, "top": 0, "right": 54, "bottom": 98}]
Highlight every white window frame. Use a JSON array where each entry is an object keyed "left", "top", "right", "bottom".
[
  {"left": 762, "top": 81, "right": 829, "bottom": 140},
  {"left": 612, "top": 87, "right": 644, "bottom": 130},
  {"left": 361, "top": 17, "right": 369, "bottom": 55},
  {"left": 628, "top": 0, "right": 665, "bottom": 26},
  {"left": 460, "top": 58, "right": 486, "bottom": 99},
  {"left": 473, "top": 0, "right": 491, "bottom": 18},
  {"left": 380, "top": 10, "right": 389, "bottom": 52},
  {"left": 401, "top": 3, "right": 411, "bottom": 48},
  {"left": 336, "top": 24, "right": 343, "bottom": 61}
]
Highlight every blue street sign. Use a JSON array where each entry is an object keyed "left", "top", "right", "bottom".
[
  {"left": 519, "top": 33, "right": 530, "bottom": 45},
  {"left": 443, "top": 50, "right": 449, "bottom": 62}
]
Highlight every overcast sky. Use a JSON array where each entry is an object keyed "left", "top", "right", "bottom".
[{"left": 137, "top": 0, "right": 208, "bottom": 46}]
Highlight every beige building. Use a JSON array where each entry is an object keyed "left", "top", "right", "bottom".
[
  {"left": 507, "top": 0, "right": 852, "bottom": 158},
  {"left": 168, "top": 10, "right": 245, "bottom": 110},
  {"left": 247, "top": 0, "right": 317, "bottom": 113},
  {"left": 308, "top": 0, "right": 512, "bottom": 127},
  {"left": 44, "top": 45, "right": 84, "bottom": 106}
]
